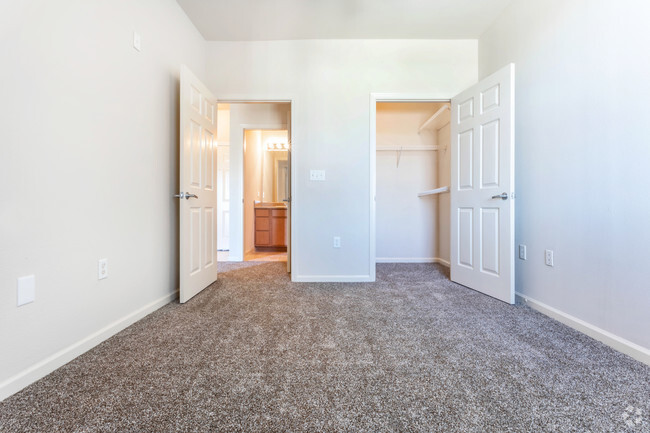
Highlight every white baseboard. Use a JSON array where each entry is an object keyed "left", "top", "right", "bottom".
[
  {"left": 293, "top": 259, "right": 451, "bottom": 282},
  {"left": 434, "top": 258, "right": 450, "bottom": 267},
  {"left": 376, "top": 257, "right": 450, "bottom": 267},
  {"left": 0, "top": 292, "right": 176, "bottom": 401},
  {"left": 377, "top": 257, "right": 435, "bottom": 263},
  {"left": 516, "top": 292, "right": 650, "bottom": 367},
  {"left": 219, "top": 255, "right": 242, "bottom": 262},
  {"left": 292, "top": 275, "right": 373, "bottom": 283}
]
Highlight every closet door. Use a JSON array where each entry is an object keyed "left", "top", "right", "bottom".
[{"left": 450, "top": 63, "right": 515, "bottom": 304}]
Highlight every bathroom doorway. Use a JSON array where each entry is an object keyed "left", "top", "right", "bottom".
[
  {"left": 215, "top": 101, "right": 293, "bottom": 272},
  {"left": 243, "top": 128, "right": 289, "bottom": 263}
]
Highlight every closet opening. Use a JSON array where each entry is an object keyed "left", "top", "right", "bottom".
[{"left": 373, "top": 99, "right": 452, "bottom": 274}]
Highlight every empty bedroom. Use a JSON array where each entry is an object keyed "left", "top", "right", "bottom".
[{"left": 0, "top": 0, "right": 648, "bottom": 432}]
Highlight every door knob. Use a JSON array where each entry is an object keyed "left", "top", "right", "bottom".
[
  {"left": 491, "top": 192, "right": 508, "bottom": 200},
  {"left": 173, "top": 192, "right": 199, "bottom": 200}
]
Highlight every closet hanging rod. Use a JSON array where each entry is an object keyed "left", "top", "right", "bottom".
[
  {"left": 376, "top": 145, "right": 442, "bottom": 151},
  {"left": 418, "top": 105, "right": 450, "bottom": 133},
  {"left": 418, "top": 186, "right": 450, "bottom": 197}
]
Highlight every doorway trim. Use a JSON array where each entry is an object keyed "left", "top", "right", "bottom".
[
  {"left": 218, "top": 97, "right": 296, "bottom": 277},
  {"left": 369, "top": 93, "right": 452, "bottom": 281}
]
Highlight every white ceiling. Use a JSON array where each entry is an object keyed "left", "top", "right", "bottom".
[{"left": 176, "top": 0, "right": 514, "bottom": 41}]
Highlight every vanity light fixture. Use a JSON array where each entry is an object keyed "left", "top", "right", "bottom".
[{"left": 265, "top": 141, "right": 289, "bottom": 151}]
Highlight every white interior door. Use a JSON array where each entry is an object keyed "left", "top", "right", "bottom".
[
  {"left": 217, "top": 145, "right": 230, "bottom": 251},
  {"left": 450, "top": 63, "right": 515, "bottom": 304},
  {"left": 178, "top": 65, "right": 218, "bottom": 303}
]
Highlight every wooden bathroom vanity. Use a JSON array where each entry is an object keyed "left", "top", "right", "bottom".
[{"left": 254, "top": 204, "right": 287, "bottom": 250}]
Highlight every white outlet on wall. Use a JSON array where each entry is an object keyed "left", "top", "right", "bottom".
[
  {"left": 519, "top": 244, "right": 527, "bottom": 260},
  {"left": 545, "top": 249, "right": 554, "bottom": 267},
  {"left": 98, "top": 258, "right": 108, "bottom": 280},
  {"left": 333, "top": 236, "right": 341, "bottom": 248}
]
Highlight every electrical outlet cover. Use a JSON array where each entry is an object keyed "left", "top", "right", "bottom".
[
  {"left": 98, "top": 258, "right": 108, "bottom": 280},
  {"left": 545, "top": 249, "right": 554, "bottom": 267},
  {"left": 17, "top": 275, "right": 35, "bottom": 306}
]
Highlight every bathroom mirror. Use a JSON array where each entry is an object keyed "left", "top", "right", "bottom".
[{"left": 261, "top": 131, "right": 289, "bottom": 203}]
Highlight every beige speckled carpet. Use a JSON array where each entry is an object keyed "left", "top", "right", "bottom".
[{"left": 1, "top": 262, "right": 649, "bottom": 432}]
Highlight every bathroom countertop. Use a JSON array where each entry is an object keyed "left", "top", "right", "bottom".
[{"left": 254, "top": 202, "right": 287, "bottom": 209}]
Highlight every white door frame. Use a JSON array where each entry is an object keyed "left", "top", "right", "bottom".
[
  {"left": 216, "top": 144, "right": 230, "bottom": 251},
  {"left": 218, "top": 98, "right": 296, "bottom": 277},
  {"left": 369, "top": 93, "right": 452, "bottom": 282}
]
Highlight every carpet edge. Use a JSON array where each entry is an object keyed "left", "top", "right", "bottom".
[
  {"left": 0, "top": 292, "right": 176, "bottom": 401},
  {"left": 516, "top": 292, "right": 650, "bottom": 366}
]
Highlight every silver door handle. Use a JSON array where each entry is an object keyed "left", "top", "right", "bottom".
[
  {"left": 173, "top": 192, "right": 199, "bottom": 200},
  {"left": 491, "top": 192, "right": 508, "bottom": 200}
]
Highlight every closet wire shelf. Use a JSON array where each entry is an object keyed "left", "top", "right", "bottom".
[{"left": 418, "top": 186, "right": 450, "bottom": 197}]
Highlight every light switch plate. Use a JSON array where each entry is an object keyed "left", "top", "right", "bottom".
[
  {"left": 17, "top": 275, "right": 35, "bottom": 306},
  {"left": 310, "top": 170, "right": 326, "bottom": 181}
]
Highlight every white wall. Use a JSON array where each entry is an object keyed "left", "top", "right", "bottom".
[
  {"left": 0, "top": 0, "right": 206, "bottom": 399},
  {"left": 217, "top": 104, "right": 231, "bottom": 146},
  {"left": 226, "top": 103, "right": 289, "bottom": 261},
  {"left": 376, "top": 102, "right": 440, "bottom": 262},
  {"left": 206, "top": 40, "right": 478, "bottom": 280},
  {"left": 480, "top": 0, "right": 650, "bottom": 350}
]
